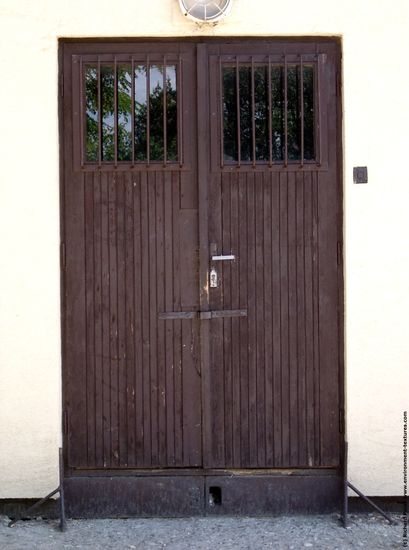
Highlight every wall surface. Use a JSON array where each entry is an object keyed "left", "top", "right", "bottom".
[{"left": 0, "top": 0, "right": 408, "bottom": 497}]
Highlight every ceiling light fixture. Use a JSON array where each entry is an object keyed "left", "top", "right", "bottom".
[{"left": 179, "top": 0, "right": 233, "bottom": 23}]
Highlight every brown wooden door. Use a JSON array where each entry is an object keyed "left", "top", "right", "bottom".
[
  {"left": 200, "top": 41, "right": 342, "bottom": 469},
  {"left": 61, "top": 40, "right": 342, "bottom": 473},
  {"left": 62, "top": 43, "right": 202, "bottom": 469}
]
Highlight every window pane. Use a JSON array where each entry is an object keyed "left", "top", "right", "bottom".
[
  {"left": 85, "top": 65, "right": 98, "bottom": 162},
  {"left": 223, "top": 66, "right": 237, "bottom": 161},
  {"left": 149, "top": 65, "right": 164, "bottom": 161},
  {"left": 239, "top": 66, "right": 252, "bottom": 162},
  {"left": 101, "top": 65, "right": 115, "bottom": 162},
  {"left": 287, "top": 65, "right": 300, "bottom": 161},
  {"left": 222, "top": 63, "right": 315, "bottom": 164},
  {"left": 254, "top": 65, "right": 268, "bottom": 161},
  {"left": 303, "top": 65, "right": 315, "bottom": 161},
  {"left": 271, "top": 66, "right": 284, "bottom": 161},
  {"left": 117, "top": 65, "right": 132, "bottom": 161},
  {"left": 134, "top": 66, "right": 147, "bottom": 161},
  {"left": 84, "top": 61, "right": 178, "bottom": 164},
  {"left": 166, "top": 65, "right": 178, "bottom": 161}
]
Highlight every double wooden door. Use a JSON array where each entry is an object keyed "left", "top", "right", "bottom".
[{"left": 61, "top": 40, "right": 343, "bottom": 473}]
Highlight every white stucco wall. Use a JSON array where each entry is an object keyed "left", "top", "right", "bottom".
[{"left": 0, "top": 0, "right": 408, "bottom": 497}]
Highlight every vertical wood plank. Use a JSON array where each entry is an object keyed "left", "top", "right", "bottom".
[
  {"left": 271, "top": 171, "right": 282, "bottom": 466},
  {"left": 133, "top": 172, "right": 144, "bottom": 466},
  {"left": 222, "top": 175, "right": 233, "bottom": 466},
  {"left": 108, "top": 174, "right": 119, "bottom": 467},
  {"left": 303, "top": 171, "right": 316, "bottom": 467},
  {"left": 93, "top": 173, "right": 104, "bottom": 468},
  {"left": 156, "top": 173, "right": 167, "bottom": 465},
  {"left": 208, "top": 172, "right": 225, "bottom": 466},
  {"left": 247, "top": 172, "right": 258, "bottom": 467},
  {"left": 279, "top": 171, "right": 290, "bottom": 466},
  {"left": 287, "top": 171, "right": 299, "bottom": 466},
  {"left": 164, "top": 172, "right": 175, "bottom": 465},
  {"left": 84, "top": 172, "right": 95, "bottom": 467},
  {"left": 296, "top": 171, "right": 307, "bottom": 466},
  {"left": 316, "top": 169, "right": 340, "bottom": 466},
  {"left": 182, "top": 319, "right": 201, "bottom": 466},
  {"left": 263, "top": 172, "right": 274, "bottom": 467},
  {"left": 255, "top": 171, "right": 266, "bottom": 466},
  {"left": 66, "top": 172, "right": 87, "bottom": 467},
  {"left": 148, "top": 172, "right": 159, "bottom": 465},
  {"left": 140, "top": 172, "right": 151, "bottom": 466},
  {"left": 312, "top": 172, "right": 321, "bottom": 465},
  {"left": 238, "top": 171, "right": 249, "bottom": 466},
  {"left": 124, "top": 173, "right": 136, "bottom": 466},
  {"left": 116, "top": 173, "right": 128, "bottom": 466},
  {"left": 100, "top": 172, "right": 111, "bottom": 467},
  {"left": 230, "top": 175, "right": 242, "bottom": 467},
  {"left": 172, "top": 171, "right": 183, "bottom": 465}
]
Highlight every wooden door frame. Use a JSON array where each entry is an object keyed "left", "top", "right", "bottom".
[{"left": 58, "top": 37, "right": 344, "bottom": 516}]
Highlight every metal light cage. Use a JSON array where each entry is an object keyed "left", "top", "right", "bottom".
[{"left": 179, "top": 0, "right": 232, "bottom": 23}]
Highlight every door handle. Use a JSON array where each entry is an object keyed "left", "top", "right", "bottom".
[
  {"left": 211, "top": 254, "right": 235, "bottom": 261},
  {"left": 159, "top": 309, "right": 247, "bottom": 320}
]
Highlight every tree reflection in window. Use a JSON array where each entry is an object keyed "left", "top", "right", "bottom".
[
  {"left": 223, "top": 63, "right": 315, "bottom": 163},
  {"left": 85, "top": 66, "right": 98, "bottom": 162},
  {"left": 85, "top": 63, "right": 178, "bottom": 163}
]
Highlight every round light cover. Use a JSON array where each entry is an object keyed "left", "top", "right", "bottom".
[{"left": 179, "top": 0, "right": 232, "bottom": 23}]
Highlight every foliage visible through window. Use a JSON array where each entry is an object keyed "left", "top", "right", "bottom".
[
  {"left": 85, "top": 64, "right": 178, "bottom": 163},
  {"left": 223, "top": 64, "right": 315, "bottom": 163}
]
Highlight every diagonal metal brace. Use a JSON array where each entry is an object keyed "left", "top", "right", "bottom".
[
  {"left": 8, "top": 448, "right": 66, "bottom": 532},
  {"left": 346, "top": 481, "right": 396, "bottom": 526},
  {"left": 342, "top": 441, "right": 396, "bottom": 527}
]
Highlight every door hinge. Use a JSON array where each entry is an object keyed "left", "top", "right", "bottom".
[
  {"left": 60, "top": 242, "right": 66, "bottom": 270},
  {"left": 337, "top": 241, "right": 343, "bottom": 266},
  {"left": 63, "top": 410, "right": 68, "bottom": 436},
  {"left": 339, "top": 410, "right": 345, "bottom": 433}
]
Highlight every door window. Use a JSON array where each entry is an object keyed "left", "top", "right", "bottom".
[
  {"left": 84, "top": 61, "right": 178, "bottom": 164},
  {"left": 222, "top": 59, "right": 316, "bottom": 165}
]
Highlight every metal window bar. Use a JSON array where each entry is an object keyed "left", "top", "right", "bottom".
[
  {"left": 268, "top": 56, "right": 273, "bottom": 167},
  {"left": 131, "top": 58, "right": 135, "bottom": 167},
  {"left": 235, "top": 57, "right": 241, "bottom": 167},
  {"left": 284, "top": 55, "right": 288, "bottom": 167},
  {"left": 251, "top": 57, "right": 256, "bottom": 167},
  {"left": 114, "top": 56, "right": 118, "bottom": 168},
  {"left": 300, "top": 55, "right": 304, "bottom": 167},
  {"left": 79, "top": 57, "right": 84, "bottom": 167},
  {"left": 97, "top": 57, "right": 102, "bottom": 168},
  {"left": 219, "top": 56, "right": 224, "bottom": 168},
  {"left": 163, "top": 55, "right": 167, "bottom": 166},
  {"left": 178, "top": 55, "right": 183, "bottom": 167},
  {"left": 146, "top": 55, "right": 150, "bottom": 165}
]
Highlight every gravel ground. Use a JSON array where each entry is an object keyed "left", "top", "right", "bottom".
[{"left": 0, "top": 513, "right": 404, "bottom": 549}]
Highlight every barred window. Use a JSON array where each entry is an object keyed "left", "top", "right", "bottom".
[
  {"left": 222, "top": 60, "right": 316, "bottom": 165},
  {"left": 85, "top": 62, "right": 178, "bottom": 164}
]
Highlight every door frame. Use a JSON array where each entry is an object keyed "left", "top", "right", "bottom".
[{"left": 58, "top": 36, "right": 344, "bottom": 516}]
